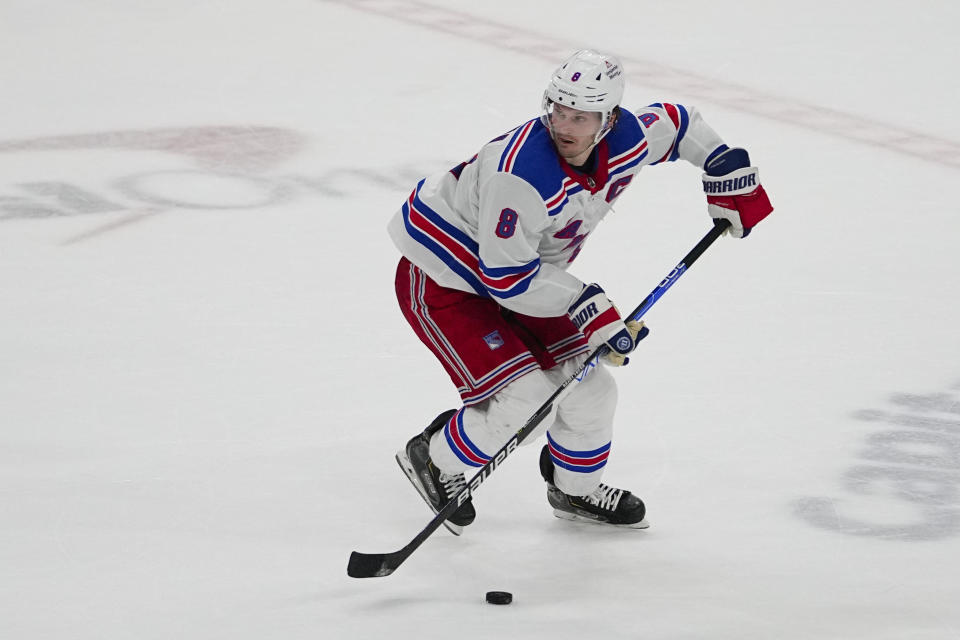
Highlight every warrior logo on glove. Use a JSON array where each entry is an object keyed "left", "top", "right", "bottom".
[{"left": 701, "top": 146, "right": 773, "bottom": 238}]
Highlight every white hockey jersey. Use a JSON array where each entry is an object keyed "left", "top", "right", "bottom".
[{"left": 387, "top": 103, "right": 726, "bottom": 318}]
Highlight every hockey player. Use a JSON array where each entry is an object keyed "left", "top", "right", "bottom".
[{"left": 387, "top": 50, "right": 773, "bottom": 531}]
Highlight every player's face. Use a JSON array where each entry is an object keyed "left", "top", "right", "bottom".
[{"left": 548, "top": 103, "right": 602, "bottom": 165}]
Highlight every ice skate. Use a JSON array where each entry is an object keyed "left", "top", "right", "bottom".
[
  {"left": 396, "top": 410, "right": 476, "bottom": 536},
  {"left": 539, "top": 445, "right": 649, "bottom": 529}
]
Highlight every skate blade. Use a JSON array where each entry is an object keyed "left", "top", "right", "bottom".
[
  {"left": 552, "top": 509, "right": 650, "bottom": 530},
  {"left": 395, "top": 449, "right": 463, "bottom": 536}
]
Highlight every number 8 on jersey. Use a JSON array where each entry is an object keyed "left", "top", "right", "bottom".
[{"left": 496, "top": 208, "right": 518, "bottom": 238}]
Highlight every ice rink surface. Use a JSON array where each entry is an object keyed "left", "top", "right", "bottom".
[{"left": 2, "top": 1, "right": 960, "bottom": 638}]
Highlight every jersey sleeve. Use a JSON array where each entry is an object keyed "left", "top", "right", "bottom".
[
  {"left": 627, "top": 103, "right": 726, "bottom": 169},
  {"left": 476, "top": 172, "right": 584, "bottom": 317}
]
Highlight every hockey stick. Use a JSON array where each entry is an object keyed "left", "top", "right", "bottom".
[{"left": 347, "top": 219, "right": 731, "bottom": 578}]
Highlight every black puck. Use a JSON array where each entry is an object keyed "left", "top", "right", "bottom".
[{"left": 485, "top": 590, "right": 512, "bottom": 605}]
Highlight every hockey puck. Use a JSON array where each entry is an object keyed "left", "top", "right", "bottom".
[{"left": 485, "top": 591, "right": 512, "bottom": 605}]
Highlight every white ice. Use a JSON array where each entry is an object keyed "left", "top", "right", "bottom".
[{"left": 2, "top": 1, "right": 960, "bottom": 638}]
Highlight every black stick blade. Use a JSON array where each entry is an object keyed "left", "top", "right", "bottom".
[{"left": 347, "top": 551, "right": 396, "bottom": 578}]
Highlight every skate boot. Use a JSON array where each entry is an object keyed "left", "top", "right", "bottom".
[
  {"left": 396, "top": 409, "right": 476, "bottom": 535},
  {"left": 539, "top": 445, "right": 648, "bottom": 529}
]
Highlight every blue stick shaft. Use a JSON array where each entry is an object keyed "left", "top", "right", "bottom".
[{"left": 629, "top": 219, "right": 729, "bottom": 323}]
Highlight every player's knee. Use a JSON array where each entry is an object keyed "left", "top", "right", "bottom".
[
  {"left": 560, "top": 363, "right": 618, "bottom": 426},
  {"left": 486, "top": 369, "right": 557, "bottom": 442}
]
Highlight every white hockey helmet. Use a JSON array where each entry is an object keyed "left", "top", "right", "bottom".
[{"left": 542, "top": 49, "right": 625, "bottom": 144}]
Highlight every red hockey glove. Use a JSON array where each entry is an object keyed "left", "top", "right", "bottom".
[{"left": 702, "top": 147, "right": 773, "bottom": 238}]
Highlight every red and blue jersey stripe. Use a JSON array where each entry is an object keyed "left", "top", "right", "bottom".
[
  {"left": 543, "top": 181, "right": 572, "bottom": 216},
  {"left": 401, "top": 182, "right": 539, "bottom": 301},
  {"left": 401, "top": 181, "right": 487, "bottom": 296},
  {"left": 479, "top": 257, "right": 541, "bottom": 299},
  {"left": 608, "top": 138, "right": 649, "bottom": 177},
  {"left": 498, "top": 120, "right": 537, "bottom": 174}
]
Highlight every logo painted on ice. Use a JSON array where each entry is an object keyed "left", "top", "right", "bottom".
[
  {"left": 0, "top": 126, "right": 305, "bottom": 226},
  {"left": 0, "top": 126, "right": 449, "bottom": 233},
  {"left": 483, "top": 330, "right": 505, "bottom": 350},
  {"left": 794, "top": 380, "right": 960, "bottom": 541}
]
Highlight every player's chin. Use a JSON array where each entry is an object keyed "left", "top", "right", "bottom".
[
  {"left": 562, "top": 148, "right": 589, "bottom": 163},
  {"left": 556, "top": 140, "right": 582, "bottom": 157}
]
